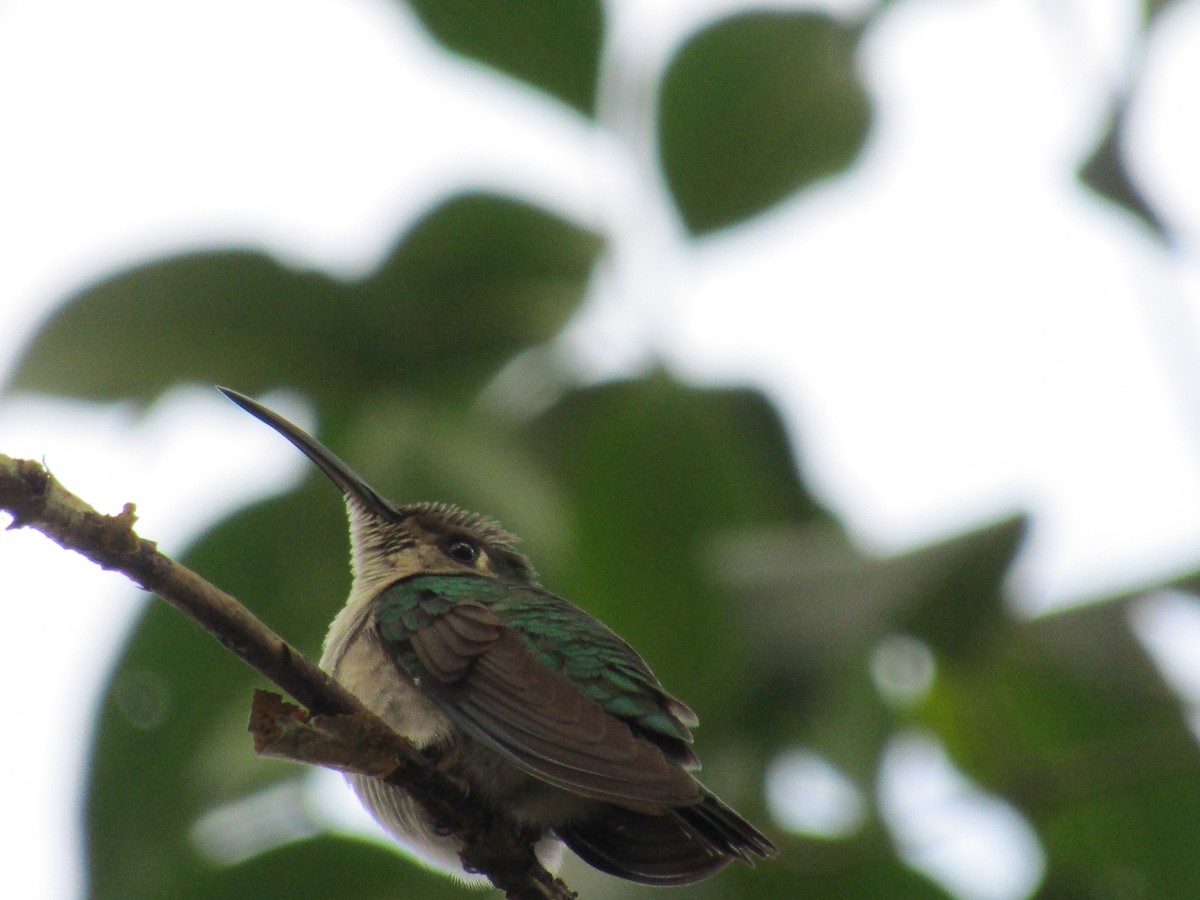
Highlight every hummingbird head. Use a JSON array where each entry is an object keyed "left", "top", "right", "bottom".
[{"left": 218, "top": 388, "right": 538, "bottom": 596}]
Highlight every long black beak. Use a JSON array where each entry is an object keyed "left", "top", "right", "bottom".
[{"left": 218, "top": 387, "right": 398, "bottom": 520}]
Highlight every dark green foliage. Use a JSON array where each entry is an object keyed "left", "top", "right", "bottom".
[
  {"left": 7, "top": 3, "right": 1197, "bottom": 898},
  {"left": 1143, "top": 0, "right": 1186, "bottom": 28},
  {"left": 927, "top": 599, "right": 1200, "bottom": 898},
  {"left": 11, "top": 194, "right": 601, "bottom": 408},
  {"left": 658, "top": 12, "right": 870, "bottom": 235},
  {"left": 177, "top": 839, "right": 454, "bottom": 900},
  {"left": 403, "top": 0, "right": 604, "bottom": 115},
  {"left": 1078, "top": 103, "right": 1168, "bottom": 239},
  {"left": 82, "top": 487, "right": 356, "bottom": 899}
]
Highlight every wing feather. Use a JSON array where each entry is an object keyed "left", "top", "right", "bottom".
[{"left": 403, "top": 601, "right": 700, "bottom": 811}]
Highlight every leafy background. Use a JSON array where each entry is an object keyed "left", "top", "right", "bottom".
[{"left": 5, "top": 1, "right": 1200, "bottom": 898}]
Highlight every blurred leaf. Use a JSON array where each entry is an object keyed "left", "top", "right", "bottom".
[
  {"left": 179, "top": 837, "right": 460, "bottom": 900},
  {"left": 404, "top": 0, "right": 603, "bottom": 115},
  {"left": 8, "top": 193, "right": 601, "bottom": 407},
  {"left": 929, "top": 599, "right": 1191, "bottom": 798},
  {"left": 924, "top": 595, "right": 1200, "bottom": 898},
  {"left": 746, "top": 840, "right": 953, "bottom": 900},
  {"left": 1144, "top": 0, "right": 1185, "bottom": 28},
  {"left": 897, "top": 515, "right": 1026, "bottom": 661},
  {"left": 720, "top": 516, "right": 1026, "bottom": 669},
  {"left": 658, "top": 12, "right": 870, "bottom": 235},
  {"left": 85, "top": 487, "right": 350, "bottom": 899},
  {"left": 1078, "top": 102, "right": 1168, "bottom": 240},
  {"left": 718, "top": 516, "right": 1025, "bottom": 780}
]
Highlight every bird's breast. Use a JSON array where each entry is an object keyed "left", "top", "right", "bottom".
[{"left": 320, "top": 596, "right": 450, "bottom": 748}]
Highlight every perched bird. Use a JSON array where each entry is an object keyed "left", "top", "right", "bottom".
[{"left": 220, "top": 388, "right": 777, "bottom": 886}]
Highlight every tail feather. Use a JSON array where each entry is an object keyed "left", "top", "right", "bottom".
[
  {"left": 678, "top": 791, "right": 776, "bottom": 863},
  {"left": 558, "top": 790, "right": 776, "bottom": 886}
]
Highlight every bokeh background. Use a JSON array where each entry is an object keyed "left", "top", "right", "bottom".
[{"left": 5, "top": 0, "right": 1200, "bottom": 897}]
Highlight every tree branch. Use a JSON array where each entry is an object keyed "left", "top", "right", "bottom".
[{"left": 0, "top": 453, "right": 575, "bottom": 900}]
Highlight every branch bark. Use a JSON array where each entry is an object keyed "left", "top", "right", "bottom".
[{"left": 0, "top": 453, "right": 575, "bottom": 900}]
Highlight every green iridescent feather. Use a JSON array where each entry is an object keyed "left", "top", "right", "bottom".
[{"left": 374, "top": 572, "right": 696, "bottom": 749}]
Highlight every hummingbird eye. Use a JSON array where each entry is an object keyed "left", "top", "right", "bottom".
[{"left": 446, "top": 538, "right": 480, "bottom": 565}]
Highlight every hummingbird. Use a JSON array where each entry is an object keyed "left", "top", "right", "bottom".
[{"left": 220, "top": 388, "right": 777, "bottom": 886}]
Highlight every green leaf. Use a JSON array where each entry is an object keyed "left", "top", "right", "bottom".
[
  {"left": 403, "top": 0, "right": 604, "bottom": 115},
  {"left": 179, "top": 838, "right": 460, "bottom": 900},
  {"left": 658, "top": 12, "right": 870, "bottom": 235},
  {"left": 721, "top": 516, "right": 1026, "bottom": 670},
  {"left": 717, "top": 515, "right": 1026, "bottom": 781},
  {"left": 85, "top": 489, "right": 352, "bottom": 899},
  {"left": 924, "top": 595, "right": 1200, "bottom": 898},
  {"left": 743, "top": 839, "right": 954, "bottom": 900},
  {"left": 1078, "top": 102, "right": 1168, "bottom": 240},
  {"left": 895, "top": 515, "right": 1027, "bottom": 661},
  {"left": 8, "top": 193, "right": 601, "bottom": 406},
  {"left": 1144, "top": 0, "right": 1185, "bottom": 28}
]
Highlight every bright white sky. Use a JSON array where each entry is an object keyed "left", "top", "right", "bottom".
[{"left": 4, "top": 0, "right": 1200, "bottom": 898}]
